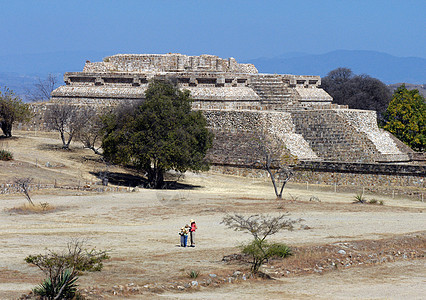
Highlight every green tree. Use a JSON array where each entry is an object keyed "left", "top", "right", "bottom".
[
  {"left": 383, "top": 85, "right": 426, "bottom": 152},
  {"left": 0, "top": 87, "right": 32, "bottom": 137},
  {"left": 102, "top": 79, "right": 214, "bottom": 188}
]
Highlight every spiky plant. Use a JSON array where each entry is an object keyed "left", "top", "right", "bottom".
[{"left": 33, "top": 269, "right": 78, "bottom": 299}]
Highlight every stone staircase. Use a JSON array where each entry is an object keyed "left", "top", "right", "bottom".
[
  {"left": 291, "top": 110, "right": 381, "bottom": 162},
  {"left": 250, "top": 75, "right": 292, "bottom": 108}
]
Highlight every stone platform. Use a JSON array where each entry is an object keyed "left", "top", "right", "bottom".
[{"left": 51, "top": 53, "right": 416, "bottom": 166}]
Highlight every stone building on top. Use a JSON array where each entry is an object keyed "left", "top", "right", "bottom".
[{"left": 51, "top": 53, "right": 417, "bottom": 169}]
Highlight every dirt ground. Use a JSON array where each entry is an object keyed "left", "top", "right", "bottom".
[{"left": 0, "top": 131, "right": 425, "bottom": 299}]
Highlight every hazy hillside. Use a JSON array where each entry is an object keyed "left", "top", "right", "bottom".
[
  {"left": 0, "top": 51, "right": 112, "bottom": 99},
  {"left": 246, "top": 50, "right": 426, "bottom": 84},
  {"left": 388, "top": 83, "right": 426, "bottom": 98}
]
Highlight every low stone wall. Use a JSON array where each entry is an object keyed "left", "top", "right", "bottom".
[{"left": 210, "top": 161, "right": 425, "bottom": 196}]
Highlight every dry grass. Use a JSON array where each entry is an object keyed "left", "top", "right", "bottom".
[{"left": 6, "top": 202, "right": 56, "bottom": 214}]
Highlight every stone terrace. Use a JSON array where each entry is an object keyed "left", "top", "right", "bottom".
[{"left": 50, "top": 53, "right": 415, "bottom": 165}]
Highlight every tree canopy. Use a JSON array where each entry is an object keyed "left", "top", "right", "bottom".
[
  {"left": 383, "top": 85, "right": 425, "bottom": 152},
  {"left": 102, "top": 79, "right": 213, "bottom": 188},
  {"left": 0, "top": 87, "right": 32, "bottom": 137},
  {"left": 321, "top": 68, "right": 392, "bottom": 121}
]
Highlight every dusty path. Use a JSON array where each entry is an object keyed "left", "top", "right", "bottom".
[{"left": 1, "top": 172, "right": 425, "bottom": 299}]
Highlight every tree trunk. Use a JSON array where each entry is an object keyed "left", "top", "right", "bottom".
[
  {"left": 1, "top": 122, "right": 12, "bottom": 137},
  {"left": 266, "top": 167, "right": 281, "bottom": 199},
  {"left": 60, "top": 131, "right": 68, "bottom": 149},
  {"left": 147, "top": 167, "right": 165, "bottom": 189}
]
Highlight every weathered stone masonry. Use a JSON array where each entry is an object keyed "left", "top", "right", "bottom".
[{"left": 50, "top": 53, "right": 424, "bottom": 188}]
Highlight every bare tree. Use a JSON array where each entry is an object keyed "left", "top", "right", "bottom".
[
  {"left": 75, "top": 107, "right": 103, "bottom": 155},
  {"left": 26, "top": 73, "right": 59, "bottom": 102},
  {"left": 222, "top": 213, "right": 300, "bottom": 242},
  {"left": 14, "top": 177, "right": 34, "bottom": 206},
  {"left": 253, "top": 131, "right": 296, "bottom": 199},
  {"left": 44, "top": 104, "right": 86, "bottom": 150}
]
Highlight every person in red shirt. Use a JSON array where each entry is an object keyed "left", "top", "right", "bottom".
[{"left": 189, "top": 219, "right": 197, "bottom": 247}]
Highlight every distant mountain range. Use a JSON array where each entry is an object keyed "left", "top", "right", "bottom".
[
  {"left": 0, "top": 50, "right": 425, "bottom": 100},
  {"left": 245, "top": 50, "right": 426, "bottom": 84}
]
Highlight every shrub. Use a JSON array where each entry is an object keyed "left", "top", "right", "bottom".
[
  {"left": 368, "top": 199, "right": 384, "bottom": 205},
  {"left": 241, "top": 240, "right": 292, "bottom": 273},
  {"left": 8, "top": 203, "right": 55, "bottom": 214},
  {"left": 353, "top": 193, "right": 366, "bottom": 204},
  {"left": 0, "top": 149, "right": 13, "bottom": 161},
  {"left": 25, "top": 240, "right": 109, "bottom": 299},
  {"left": 187, "top": 270, "right": 200, "bottom": 279}
]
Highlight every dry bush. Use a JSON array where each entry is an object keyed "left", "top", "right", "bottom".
[{"left": 7, "top": 202, "right": 55, "bottom": 214}]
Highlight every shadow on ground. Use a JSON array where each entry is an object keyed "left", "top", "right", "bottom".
[{"left": 90, "top": 171, "right": 201, "bottom": 189}]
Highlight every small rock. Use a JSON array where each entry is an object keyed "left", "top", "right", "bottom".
[
  {"left": 338, "top": 250, "right": 346, "bottom": 255},
  {"left": 177, "top": 286, "right": 185, "bottom": 290},
  {"left": 191, "top": 280, "right": 198, "bottom": 286},
  {"left": 233, "top": 271, "right": 242, "bottom": 277},
  {"left": 209, "top": 274, "right": 217, "bottom": 278},
  {"left": 184, "top": 283, "right": 190, "bottom": 288},
  {"left": 242, "top": 275, "right": 246, "bottom": 280}
]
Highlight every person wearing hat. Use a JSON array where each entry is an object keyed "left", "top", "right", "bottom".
[
  {"left": 189, "top": 219, "right": 197, "bottom": 247},
  {"left": 179, "top": 226, "right": 189, "bottom": 247}
]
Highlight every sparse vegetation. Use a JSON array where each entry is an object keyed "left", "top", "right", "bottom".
[
  {"left": 14, "top": 177, "right": 34, "bottom": 206},
  {"left": 187, "top": 270, "right": 200, "bottom": 279},
  {"left": 241, "top": 240, "right": 292, "bottom": 274},
  {"left": 0, "top": 149, "right": 13, "bottom": 161},
  {"left": 44, "top": 103, "right": 104, "bottom": 153},
  {"left": 33, "top": 269, "right": 78, "bottom": 299},
  {"left": 309, "top": 195, "right": 320, "bottom": 202},
  {"left": 76, "top": 106, "right": 103, "bottom": 155},
  {"left": 353, "top": 193, "right": 366, "bottom": 204},
  {"left": 8, "top": 203, "right": 55, "bottom": 214},
  {"left": 353, "top": 193, "right": 384, "bottom": 205},
  {"left": 253, "top": 131, "right": 297, "bottom": 199},
  {"left": 222, "top": 214, "right": 301, "bottom": 274},
  {"left": 368, "top": 199, "right": 384, "bottom": 205},
  {"left": 25, "top": 240, "right": 109, "bottom": 300},
  {"left": 25, "top": 73, "right": 59, "bottom": 102}
]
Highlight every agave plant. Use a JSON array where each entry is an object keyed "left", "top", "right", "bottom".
[{"left": 33, "top": 269, "right": 78, "bottom": 300}]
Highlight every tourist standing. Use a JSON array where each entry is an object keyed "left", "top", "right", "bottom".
[
  {"left": 189, "top": 219, "right": 197, "bottom": 247},
  {"left": 179, "top": 226, "right": 189, "bottom": 247}
]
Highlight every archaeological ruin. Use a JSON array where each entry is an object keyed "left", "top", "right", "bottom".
[{"left": 50, "top": 53, "right": 425, "bottom": 190}]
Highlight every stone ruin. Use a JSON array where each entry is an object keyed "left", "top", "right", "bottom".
[{"left": 51, "top": 53, "right": 416, "bottom": 165}]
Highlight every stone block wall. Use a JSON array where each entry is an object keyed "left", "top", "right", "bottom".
[
  {"left": 210, "top": 163, "right": 425, "bottom": 191},
  {"left": 204, "top": 109, "right": 318, "bottom": 164},
  {"left": 84, "top": 54, "right": 258, "bottom": 74}
]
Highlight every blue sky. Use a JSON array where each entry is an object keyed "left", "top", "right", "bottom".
[{"left": 0, "top": 0, "right": 425, "bottom": 60}]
